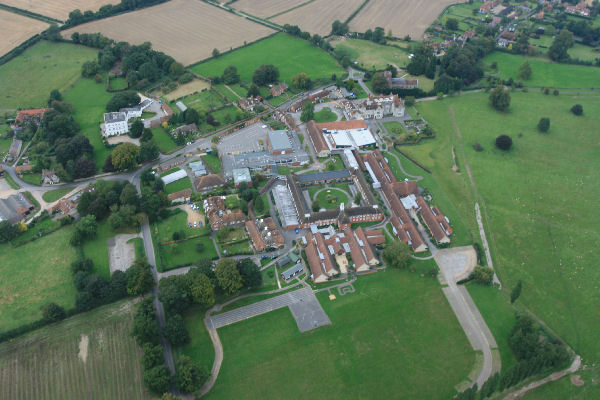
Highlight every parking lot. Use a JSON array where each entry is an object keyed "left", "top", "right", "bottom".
[{"left": 218, "top": 123, "right": 267, "bottom": 155}]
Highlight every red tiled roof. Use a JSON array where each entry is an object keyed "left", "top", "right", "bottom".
[
  {"left": 305, "top": 240, "right": 327, "bottom": 282},
  {"left": 417, "top": 196, "right": 449, "bottom": 243},
  {"left": 306, "top": 120, "right": 329, "bottom": 155},
  {"left": 354, "top": 228, "right": 377, "bottom": 265},
  {"left": 316, "top": 120, "right": 368, "bottom": 131},
  {"left": 246, "top": 220, "right": 266, "bottom": 252}
]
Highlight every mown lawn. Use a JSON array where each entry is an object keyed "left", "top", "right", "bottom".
[
  {"left": 41, "top": 187, "right": 72, "bottom": 202},
  {"left": 481, "top": 51, "right": 600, "bottom": 88},
  {"left": 202, "top": 153, "right": 221, "bottom": 173},
  {"left": 192, "top": 33, "right": 344, "bottom": 84},
  {"left": 63, "top": 77, "right": 113, "bottom": 169},
  {"left": 151, "top": 126, "right": 178, "bottom": 153},
  {"left": 164, "top": 176, "right": 192, "bottom": 195},
  {"left": 0, "top": 226, "right": 78, "bottom": 332},
  {"left": 331, "top": 37, "right": 410, "bottom": 69},
  {"left": 159, "top": 236, "right": 217, "bottom": 271},
  {"left": 0, "top": 300, "right": 152, "bottom": 400},
  {"left": 204, "top": 268, "right": 475, "bottom": 399},
  {"left": 414, "top": 92, "right": 600, "bottom": 386},
  {"left": 313, "top": 107, "right": 337, "bottom": 123},
  {"left": 180, "top": 89, "right": 227, "bottom": 113},
  {"left": 315, "top": 187, "right": 348, "bottom": 209},
  {"left": 0, "top": 40, "right": 98, "bottom": 111}
]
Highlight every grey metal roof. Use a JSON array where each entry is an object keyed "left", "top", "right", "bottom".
[
  {"left": 268, "top": 130, "right": 292, "bottom": 151},
  {"left": 104, "top": 112, "right": 126, "bottom": 123},
  {"left": 0, "top": 193, "right": 34, "bottom": 224},
  {"left": 281, "top": 263, "right": 303, "bottom": 280},
  {"left": 296, "top": 170, "right": 351, "bottom": 183}
]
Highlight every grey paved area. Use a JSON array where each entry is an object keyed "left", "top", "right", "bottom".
[
  {"left": 209, "top": 288, "right": 330, "bottom": 333},
  {"left": 218, "top": 123, "right": 267, "bottom": 155},
  {"left": 434, "top": 246, "right": 499, "bottom": 388},
  {"left": 107, "top": 233, "right": 140, "bottom": 274}
]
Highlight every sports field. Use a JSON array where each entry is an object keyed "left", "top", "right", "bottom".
[
  {"left": 411, "top": 92, "right": 600, "bottom": 390},
  {"left": 63, "top": 77, "right": 114, "bottom": 169},
  {"left": 0, "top": 300, "right": 152, "bottom": 400},
  {"left": 62, "top": 0, "right": 274, "bottom": 65},
  {"left": 332, "top": 37, "right": 411, "bottom": 70},
  {"left": 1, "top": 0, "right": 120, "bottom": 21},
  {"left": 0, "top": 9, "right": 48, "bottom": 57},
  {"left": 350, "top": 0, "right": 467, "bottom": 40},
  {"left": 192, "top": 33, "right": 344, "bottom": 84},
  {"left": 0, "top": 226, "right": 77, "bottom": 333},
  {"left": 482, "top": 52, "right": 600, "bottom": 89},
  {"left": 0, "top": 40, "right": 97, "bottom": 111},
  {"left": 205, "top": 268, "right": 475, "bottom": 399},
  {"left": 272, "top": 0, "right": 364, "bottom": 35}
]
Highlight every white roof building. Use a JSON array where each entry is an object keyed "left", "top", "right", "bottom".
[{"left": 161, "top": 169, "right": 188, "bottom": 185}]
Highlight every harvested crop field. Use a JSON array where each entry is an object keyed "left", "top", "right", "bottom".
[
  {"left": 0, "top": 300, "right": 152, "bottom": 400},
  {"left": 1, "top": 0, "right": 120, "bottom": 21},
  {"left": 0, "top": 9, "right": 48, "bottom": 57},
  {"left": 350, "top": 0, "right": 468, "bottom": 40},
  {"left": 272, "top": 0, "right": 365, "bottom": 35},
  {"left": 62, "top": 0, "right": 274, "bottom": 65},
  {"left": 232, "top": 0, "right": 305, "bottom": 18}
]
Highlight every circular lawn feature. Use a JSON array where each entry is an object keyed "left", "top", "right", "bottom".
[
  {"left": 315, "top": 188, "right": 348, "bottom": 209},
  {"left": 313, "top": 107, "right": 338, "bottom": 123}
]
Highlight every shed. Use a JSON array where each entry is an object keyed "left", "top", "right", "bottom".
[{"left": 281, "top": 263, "right": 304, "bottom": 280}]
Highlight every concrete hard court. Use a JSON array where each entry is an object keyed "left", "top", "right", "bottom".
[{"left": 107, "top": 233, "right": 140, "bottom": 274}]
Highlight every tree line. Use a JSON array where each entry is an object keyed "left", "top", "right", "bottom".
[{"left": 65, "top": 0, "right": 168, "bottom": 27}]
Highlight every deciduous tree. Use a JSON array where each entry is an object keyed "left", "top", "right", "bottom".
[
  {"left": 112, "top": 142, "right": 140, "bottom": 170},
  {"left": 215, "top": 258, "right": 243, "bottom": 296},
  {"left": 489, "top": 85, "right": 511, "bottom": 111},
  {"left": 383, "top": 241, "right": 411, "bottom": 269}
]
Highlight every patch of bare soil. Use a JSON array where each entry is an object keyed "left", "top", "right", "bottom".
[{"left": 78, "top": 334, "right": 89, "bottom": 364}]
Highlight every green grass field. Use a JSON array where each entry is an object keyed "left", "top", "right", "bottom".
[
  {"left": 202, "top": 153, "right": 222, "bottom": 173},
  {"left": 159, "top": 236, "right": 217, "bottom": 270},
  {"left": 204, "top": 268, "right": 475, "bottom": 399},
  {"left": 0, "top": 226, "right": 77, "bottom": 332},
  {"left": 19, "top": 172, "right": 41, "bottom": 186},
  {"left": 314, "top": 187, "right": 348, "bottom": 209},
  {"left": 568, "top": 43, "right": 600, "bottom": 62},
  {"left": 413, "top": 92, "right": 600, "bottom": 394},
  {"left": 192, "top": 34, "right": 344, "bottom": 84},
  {"left": 63, "top": 78, "right": 113, "bottom": 169},
  {"left": 164, "top": 176, "right": 192, "bottom": 195},
  {"left": 109, "top": 76, "right": 128, "bottom": 90},
  {"left": 331, "top": 37, "right": 410, "bottom": 69},
  {"left": 179, "top": 89, "right": 227, "bottom": 113},
  {"left": 0, "top": 300, "right": 152, "bottom": 399},
  {"left": 41, "top": 187, "right": 72, "bottom": 202},
  {"left": 151, "top": 126, "right": 178, "bottom": 153},
  {"left": 481, "top": 52, "right": 600, "bottom": 88},
  {"left": 154, "top": 209, "right": 204, "bottom": 243},
  {"left": 0, "top": 41, "right": 98, "bottom": 112},
  {"left": 313, "top": 107, "right": 337, "bottom": 123},
  {"left": 383, "top": 120, "right": 405, "bottom": 135},
  {"left": 82, "top": 220, "right": 137, "bottom": 278},
  {"left": 10, "top": 217, "right": 61, "bottom": 247}
]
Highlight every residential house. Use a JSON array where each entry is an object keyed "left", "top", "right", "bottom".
[
  {"left": 203, "top": 195, "right": 246, "bottom": 230},
  {"left": 50, "top": 198, "right": 78, "bottom": 218},
  {"left": 13, "top": 108, "right": 51, "bottom": 127},
  {"left": 270, "top": 83, "right": 288, "bottom": 97},
  {"left": 103, "top": 112, "right": 128, "bottom": 136},
  {"left": 194, "top": 174, "right": 226, "bottom": 193},
  {"left": 167, "top": 189, "right": 192, "bottom": 203},
  {"left": 172, "top": 123, "right": 198, "bottom": 137},
  {"left": 41, "top": 169, "right": 60, "bottom": 185},
  {"left": 566, "top": 2, "right": 590, "bottom": 16},
  {"left": 238, "top": 96, "right": 262, "bottom": 111}
]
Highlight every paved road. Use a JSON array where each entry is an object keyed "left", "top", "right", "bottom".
[{"left": 435, "top": 247, "right": 500, "bottom": 388}]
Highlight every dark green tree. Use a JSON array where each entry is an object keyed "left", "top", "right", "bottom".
[
  {"left": 537, "top": 117, "right": 550, "bottom": 133},
  {"left": 571, "top": 104, "right": 583, "bottom": 115},
  {"left": 215, "top": 258, "right": 243, "bottom": 296},
  {"left": 495, "top": 134, "right": 513, "bottom": 151},
  {"left": 445, "top": 18, "right": 459, "bottom": 30},
  {"left": 489, "top": 86, "right": 511, "bottom": 111},
  {"left": 252, "top": 65, "right": 279, "bottom": 86},
  {"left": 300, "top": 102, "right": 315, "bottom": 122},
  {"left": 143, "top": 365, "right": 172, "bottom": 394},
  {"left": 0, "top": 221, "right": 18, "bottom": 243},
  {"left": 175, "top": 356, "right": 208, "bottom": 393},
  {"left": 130, "top": 119, "right": 144, "bottom": 138},
  {"left": 163, "top": 314, "right": 190, "bottom": 346},
  {"left": 383, "top": 241, "right": 411, "bottom": 269},
  {"left": 41, "top": 302, "right": 67, "bottom": 322},
  {"left": 141, "top": 343, "right": 165, "bottom": 369},
  {"left": 548, "top": 29, "right": 574, "bottom": 62},
  {"left": 222, "top": 65, "right": 240, "bottom": 85},
  {"left": 237, "top": 258, "right": 262, "bottom": 288},
  {"left": 247, "top": 84, "right": 261, "bottom": 98}
]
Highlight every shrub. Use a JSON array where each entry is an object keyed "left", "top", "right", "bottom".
[
  {"left": 495, "top": 135, "right": 513, "bottom": 151},
  {"left": 471, "top": 266, "right": 494, "bottom": 286},
  {"left": 41, "top": 302, "right": 67, "bottom": 322},
  {"left": 571, "top": 104, "right": 583, "bottom": 116},
  {"left": 537, "top": 117, "right": 550, "bottom": 133},
  {"left": 473, "top": 142, "right": 483, "bottom": 152}
]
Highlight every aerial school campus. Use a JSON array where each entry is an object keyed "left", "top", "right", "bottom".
[{"left": 0, "top": 0, "right": 599, "bottom": 399}]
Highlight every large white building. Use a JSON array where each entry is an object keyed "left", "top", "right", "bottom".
[
  {"left": 318, "top": 120, "right": 377, "bottom": 150},
  {"left": 103, "top": 112, "right": 129, "bottom": 136},
  {"left": 102, "top": 98, "right": 153, "bottom": 137},
  {"left": 358, "top": 95, "right": 404, "bottom": 119}
]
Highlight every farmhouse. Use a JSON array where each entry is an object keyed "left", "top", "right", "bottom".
[
  {"left": 13, "top": 108, "right": 52, "bottom": 127},
  {"left": 0, "top": 193, "right": 35, "bottom": 224},
  {"left": 194, "top": 174, "right": 226, "bottom": 193},
  {"left": 245, "top": 217, "right": 284, "bottom": 252},
  {"left": 203, "top": 195, "right": 246, "bottom": 230},
  {"left": 270, "top": 82, "right": 288, "bottom": 97},
  {"left": 358, "top": 95, "right": 405, "bottom": 119}
]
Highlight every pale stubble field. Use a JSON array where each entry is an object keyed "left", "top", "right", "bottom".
[
  {"left": 62, "top": 0, "right": 274, "bottom": 65},
  {"left": 1, "top": 0, "right": 121, "bottom": 21},
  {"left": 0, "top": 9, "right": 48, "bottom": 56}
]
